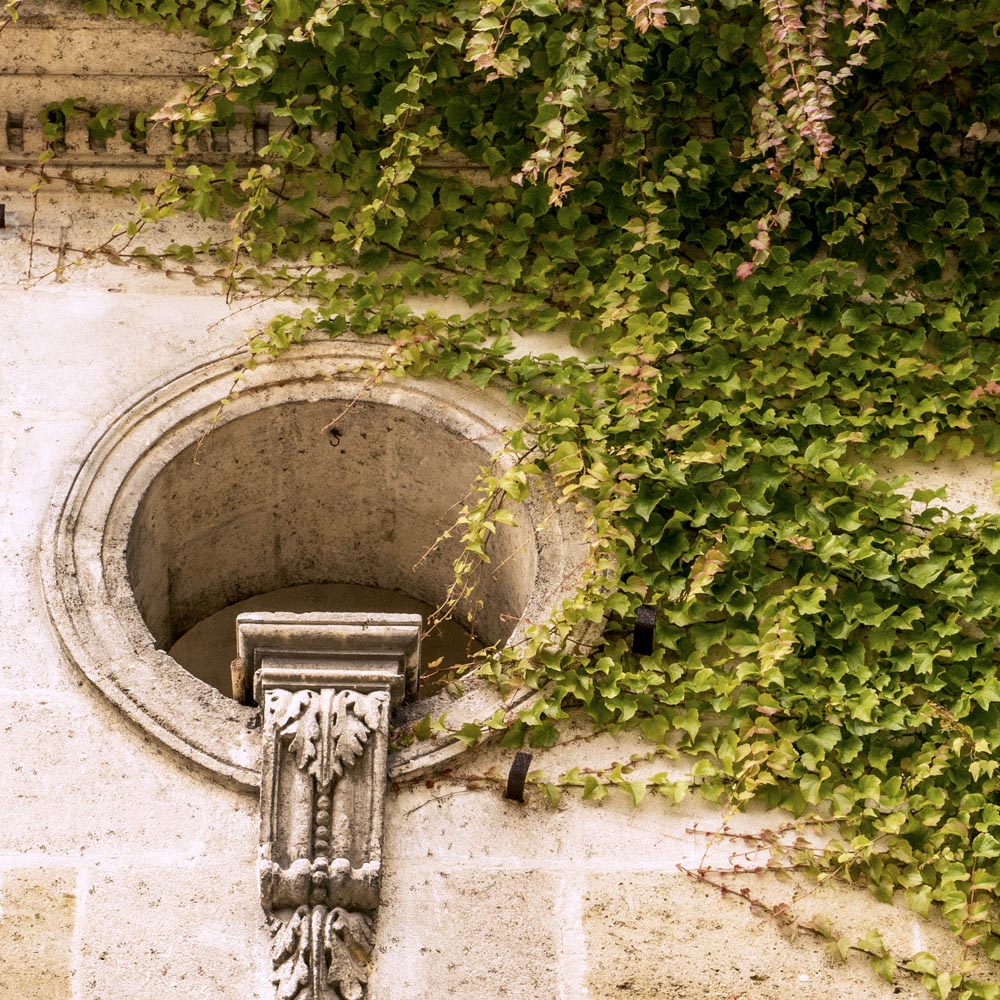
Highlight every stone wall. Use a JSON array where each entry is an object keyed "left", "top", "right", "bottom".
[{"left": 2, "top": 5, "right": 999, "bottom": 999}]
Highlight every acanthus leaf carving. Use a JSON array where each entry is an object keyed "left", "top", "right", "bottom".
[
  {"left": 271, "top": 908, "right": 311, "bottom": 1000},
  {"left": 318, "top": 690, "right": 387, "bottom": 788},
  {"left": 271, "top": 905, "right": 373, "bottom": 1000},
  {"left": 324, "top": 907, "right": 374, "bottom": 1000},
  {"left": 269, "top": 689, "right": 387, "bottom": 787},
  {"left": 271, "top": 690, "right": 320, "bottom": 773}
]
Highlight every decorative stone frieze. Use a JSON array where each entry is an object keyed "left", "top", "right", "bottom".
[
  {"left": 238, "top": 612, "right": 420, "bottom": 1000},
  {"left": 0, "top": 107, "right": 283, "bottom": 169}
]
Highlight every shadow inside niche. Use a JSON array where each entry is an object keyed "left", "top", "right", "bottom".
[{"left": 168, "top": 582, "right": 483, "bottom": 699}]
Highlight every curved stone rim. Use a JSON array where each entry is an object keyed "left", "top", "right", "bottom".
[{"left": 42, "top": 338, "right": 594, "bottom": 791}]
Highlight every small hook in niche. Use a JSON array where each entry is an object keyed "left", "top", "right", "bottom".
[{"left": 326, "top": 426, "right": 341, "bottom": 447}]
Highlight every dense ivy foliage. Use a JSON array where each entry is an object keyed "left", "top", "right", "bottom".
[{"left": 29, "top": 0, "right": 1000, "bottom": 990}]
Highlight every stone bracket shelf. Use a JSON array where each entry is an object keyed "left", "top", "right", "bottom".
[{"left": 237, "top": 612, "right": 421, "bottom": 1000}]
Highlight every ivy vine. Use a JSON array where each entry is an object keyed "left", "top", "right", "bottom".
[{"left": 15, "top": 0, "right": 1000, "bottom": 992}]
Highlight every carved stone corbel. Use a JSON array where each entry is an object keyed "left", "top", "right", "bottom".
[{"left": 237, "top": 612, "right": 421, "bottom": 1000}]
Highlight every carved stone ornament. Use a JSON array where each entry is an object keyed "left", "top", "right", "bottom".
[{"left": 237, "top": 612, "right": 421, "bottom": 1000}]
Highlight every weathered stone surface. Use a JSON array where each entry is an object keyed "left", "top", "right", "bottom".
[
  {"left": 0, "top": 556, "right": 68, "bottom": 690},
  {"left": 76, "top": 861, "right": 270, "bottom": 1000},
  {"left": 0, "top": 694, "right": 257, "bottom": 857},
  {"left": 0, "top": 416, "right": 93, "bottom": 544},
  {"left": 878, "top": 455, "right": 1000, "bottom": 516},
  {"left": 581, "top": 872, "right": 985, "bottom": 1000},
  {"left": 0, "top": 866, "right": 76, "bottom": 1000},
  {"left": 385, "top": 751, "right": 779, "bottom": 873},
  {"left": 2, "top": 15, "right": 207, "bottom": 78},
  {"left": 368, "top": 869, "right": 560, "bottom": 999},
  {"left": 0, "top": 288, "right": 243, "bottom": 416}
]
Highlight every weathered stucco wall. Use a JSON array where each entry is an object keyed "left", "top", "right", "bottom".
[{"left": 3, "top": 5, "right": 1000, "bottom": 1000}]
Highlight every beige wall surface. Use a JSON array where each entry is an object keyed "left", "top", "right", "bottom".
[{"left": 2, "top": 6, "right": 1000, "bottom": 1000}]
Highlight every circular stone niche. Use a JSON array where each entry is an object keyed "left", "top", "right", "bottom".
[
  {"left": 136, "top": 400, "right": 499, "bottom": 698},
  {"left": 44, "top": 339, "right": 590, "bottom": 789}
]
